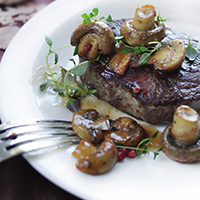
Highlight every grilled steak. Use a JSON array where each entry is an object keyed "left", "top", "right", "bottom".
[{"left": 80, "top": 19, "right": 200, "bottom": 124}]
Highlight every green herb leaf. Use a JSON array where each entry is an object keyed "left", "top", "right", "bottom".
[
  {"left": 44, "top": 35, "right": 52, "bottom": 47},
  {"left": 73, "top": 45, "right": 79, "bottom": 56},
  {"left": 186, "top": 38, "right": 198, "bottom": 61},
  {"left": 138, "top": 52, "right": 151, "bottom": 66},
  {"left": 40, "top": 80, "right": 50, "bottom": 91},
  {"left": 157, "top": 12, "right": 167, "bottom": 22},
  {"left": 99, "top": 16, "right": 106, "bottom": 21},
  {"left": 54, "top": 53, "right": 59, "bottom": 64},
  {"left": 53, "top": 86, "right": 65, "bottom": 93},
  {"left": 92, "top": 7, "right": 99, "bottom": 16},
  {"left": 106, "top": 15, "right": 112, "bottom": 22},
  {"left": 81, "top": 13, "right": 88, "bottom": 19},
  {"left": 66, "top": 98, "right": 80, "bottom": 112},
  {"left": 89, "top": 89, "right": 97, "bottom": 94},
  {"left": 122, "top": 48, "right": 135, "bottom": 53},
  {"left": 70, "top": 61, "right": 89, "bottom": 76}
]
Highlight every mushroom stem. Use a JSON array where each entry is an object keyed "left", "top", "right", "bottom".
[
  {"left": 132, "top": 5, "right": 156, "bottom": 31},
  {"left": 171, "top": 105, "right": 200, "bottom": 146}
]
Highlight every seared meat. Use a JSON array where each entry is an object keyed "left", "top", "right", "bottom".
[{"left": 80, "top": 20, "right": 200, "bottom": 124}]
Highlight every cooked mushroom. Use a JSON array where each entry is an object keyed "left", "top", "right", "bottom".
[
  {"left": 70, "top": 21, "right": 115, "bottom": 60},
  {"left": 120, "top": 5, "right": 165, "bottom": 46},
  {"left": 149, "top": 40, "right": 186, "bottom": 71},
  {"left": 72, "top": 109, "right": 110, "bottom": 144},
  {"left": 104, "top": 117, "right": 147, "bottom": 147},
  {"left": 107, "top": 49, "right": 133, "bottom": 75},
  {"left": 73, "top": 139, "right": 118, "bottom": 175},
  {"left": 161, "top": 105, "right": 200, "bottom": 163}
]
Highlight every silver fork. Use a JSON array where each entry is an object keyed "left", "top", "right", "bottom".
[{"left": 0, "top": 119, "right": 80, "bottom": 163}]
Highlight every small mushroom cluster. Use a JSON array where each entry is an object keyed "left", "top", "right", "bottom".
[
  {"left": 71, "top": 109, "right": 147, "bottom": 175},
  {"left": 70, "top": 5, "right": 187, "bottom": 74},
  {"left": 161, "top": 105, "right": 200, "bottom": 163}
]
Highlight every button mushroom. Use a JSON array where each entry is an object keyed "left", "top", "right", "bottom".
[
  {"left": 72, "top": 109, "right": 110, "bottom": 144},
  {"left": 149, "top": 40, "right": 186, "bottom": 71},
  {"left": 104, "top": 117, "right": 147, "bottom": 147},
  {"left": 73, "top": 139, "right": 118, "bottom": 175},
  {"left": 161, "top": 105, "right": 200, "bottom": 163},
  {"left": 70, "top": 21, "right": 115, "bottom": 60},
  {"left": 120, "top": 5, "right": 165, "bottom": 46}
]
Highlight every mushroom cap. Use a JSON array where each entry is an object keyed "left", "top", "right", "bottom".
[
  {"left": 70, "top": 21, "right": 115, "bottom": 55},
  {"left": 161, "top": 124, "right": 200, "bottom": 163},
  {"left": 120, "top": 20, "right": 165, "bottom": 46}
]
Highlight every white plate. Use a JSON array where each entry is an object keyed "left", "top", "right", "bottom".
[{"left": 0, "top": 0, "right": 200, "bottom": 199}]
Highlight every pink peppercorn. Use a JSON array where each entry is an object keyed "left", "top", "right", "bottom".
[
  {"left": 118, "top": 151, "right": 126, "bottom": 161},
  {"left": 84, "top": 44, "right": 91, "bottom": 53},
  {"left": 128, "top": 149, "right": 136, "bottom": 158},
  {"left": 121, "top": 148, "right": 128, "bottom": 156}
]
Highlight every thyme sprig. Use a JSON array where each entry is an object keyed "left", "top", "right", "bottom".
[
  {"left": 115, "top": 131, "right": 162, "bottom": 160},
  {"left": 40, "top": 35, "right": 97, "bottom": 112}
]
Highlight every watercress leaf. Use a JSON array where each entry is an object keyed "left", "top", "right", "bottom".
[
  {"left": 89, "top": 12, "right": 94, "bottom": 18},
  {"left": 44, "top": 35, "right": 52, "bottom": 47},
  {"left": 73, "top": 45, "right": 79, "bottom": 56},
  {"left": 81, "top": 13, "right": 88, "bottom": 19},
  {"left": 92, "top": 7, "right": 99, "bottom": 16},
  {"left": 70, "top": 61, "right": 89, "bottom": 76},
  {"left": 186, "top": 38, "right": 198, "bottom": 61},
  {"left": 54, "top": 53, "right": 58, "bottom": 64},
  {"left": 106, "top": 15, "right": 112, "bottom": 22},
  {"left": 66, "top": 98, "right": 80, "bottom": 113},
  {"left": 83, "top": 18, "right": 90, "bottom": 24},
  {"left": 40, "top": 80, "right": 50, "bottom": 91},
  {"left": 138, "top": 52, "right": 151, "bottom": 66}
]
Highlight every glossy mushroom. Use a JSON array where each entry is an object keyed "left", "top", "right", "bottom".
[
  {"left": 149, "top": 40, "right": 186, "bottom": 71},
  {"left": 72, "top": 109, "right": 110, "bottom": 144},
  {"left": 70, "top": 21, "right": 115, "bottom": 60},
  {"left": 73, "top": 139, "right": 118, "bottom": 175},
  {"left": 120, "top": 5, "right": 165, "bottom": 46},
  {"left": 104, "top": 117, "right": 147, "bottom": 147},
  {"left": 161, "top": 105, "right": 200, "bottom": 163}
]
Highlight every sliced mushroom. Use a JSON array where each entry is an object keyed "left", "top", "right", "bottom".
[
  {"left": 107, "top": 49, "right": 133, "bottom": 75},
  {"left": 149, "top": 40, "right": 186, "bottom": 71},
  {"left": 161, "top": 105, "right": 200, "bottom": 163},
  {"left": 73, "top": 139, "right": 118, "bottom": 175},
  {"left": 70, "top": 21, "right": 115, "bottom": 60},
  {"left": 104, "top": 117, "right": 147, "bottom": 147},
  {"left": 72, "top": 109, "right": 110, "bottom": 144},
  {"left": 120, "top": 5, "right": 165, "bottom": 46}
]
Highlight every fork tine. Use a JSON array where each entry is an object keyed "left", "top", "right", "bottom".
[
  {"left": 0, "top": 119, "right": 74, "bottom": 140},
  {"left": 0, "top": 119, "right": 72, "bottom": 133},
  {"left": 0, "top": 135, "right": 80, "bottom": 163}
]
